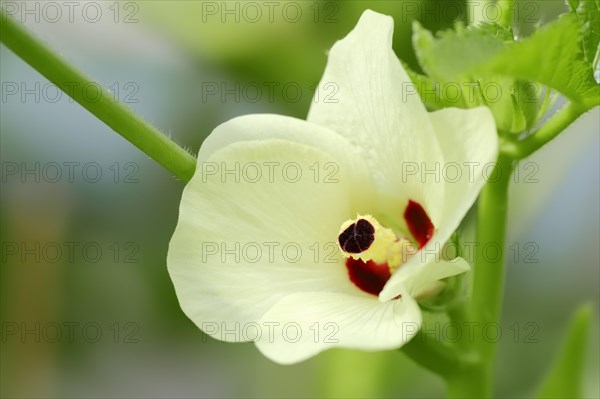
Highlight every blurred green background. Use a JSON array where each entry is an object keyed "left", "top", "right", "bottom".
[{"left": 1, "top": 0, "right": 598, "bottom": 397}]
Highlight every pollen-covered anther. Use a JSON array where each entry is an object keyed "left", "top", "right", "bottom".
[{"left": 387, "top": 238, "right": 417, "bottom": 273}]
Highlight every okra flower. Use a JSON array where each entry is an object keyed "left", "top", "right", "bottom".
[{"left": 167, "top": 10, "right": 498, "bottom": 364}]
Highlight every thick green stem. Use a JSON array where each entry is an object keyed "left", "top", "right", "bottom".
[
  {"left": 446, "top": 103, "right": 591, "bottom": 395},
  {"left": 405, "top": 155, "right": 519, "bottom": 398},
  {"left": 453, "top": 154, "right": 513, "bottom": 397},
  {"left": 472, "top": 154, "right": 513, "bottom": 329},
  {"left": 0, "top": 11, "right": 196, "bottom": 182}
]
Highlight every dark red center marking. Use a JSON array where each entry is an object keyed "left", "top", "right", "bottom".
[
  {"left": 338, "top": 218, "right": 375, "bottom": 254},
  {"left": 404, "top": 200, "right": 434, "bottom": 248},
  {"left": 345, "top": 258, "right": 391, "bottom": 296}
]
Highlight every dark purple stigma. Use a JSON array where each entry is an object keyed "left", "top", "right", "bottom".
[{"left": 338, "top": 218, "right": 375, "bottom": 254}]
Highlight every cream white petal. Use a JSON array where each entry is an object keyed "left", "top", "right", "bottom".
[
  {"left": 380, "top": 107, "right": 498, "bottom": 301},
  {"left": 198, "top": 114, "right": 374, "bottom": 200},
  {"left": 168, "top": 137, "right": 365, "bottom": 342},
  {"left": 433, "top": 106, "right": 499, "bottom": 234},
  {"left": 255, "top": 291, "right": 421, "bottom": 364},
  {"left": 307, "top": 9, "right": 445, "bottom": 224}
]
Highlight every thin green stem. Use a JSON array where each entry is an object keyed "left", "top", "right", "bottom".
[
  {"left": 502, "top": 102, "right": 590, "bottom": 160},
  {"left": 0, "top": 11, "right": 196, "bottom": 182}
]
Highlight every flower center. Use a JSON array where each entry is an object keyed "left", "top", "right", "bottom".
[{"left": 337, "top": 200, "right": 434, "bottom": 296}]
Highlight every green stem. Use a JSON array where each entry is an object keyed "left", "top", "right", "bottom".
[
  {"left": 318, "top": 350, "right": 387, "bottom": 397},
  {"left": 403, "top": 328, "right": 488, "bottom": 398},
  {"left": 402, "top": 331, "right": 464, "bottom": 379},
  {"left": 0, "top": 11, "right": 196, "bottom": 182},
  {"left": 446, "top": 364, "right": 488, "bottom": 398},
  {"left": 502, "top": 103, "right": 590, "bottom": 160},
  {"left": 448, "top": 155, "right": 513, "bottom": 398},
  {"left": 471, "top": 154, "right": 513, "bottom": 326},
  {"left": 444, "top": 102, "right": 591, "bottom": 395},
  {"left": 406, "top": 155, "right": 520, "bottom": 398}
]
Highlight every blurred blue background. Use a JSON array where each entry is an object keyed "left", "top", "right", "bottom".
[{"left": 1, "top": 0, "right": 598, "bottom": 397}]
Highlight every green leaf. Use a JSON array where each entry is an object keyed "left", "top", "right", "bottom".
[
  {"left": 411, "top": 22, "right": 543, "bottom": 133},
  {"left": 536, "top": 304, "right": 594, "bottom": 399},
  {"left": 475, "top": 14, "right": 600, "bottom": 108},
  {"left": 412, "top": 21, "right": 511, "bottom": 85},
  {"left": 567, "top": 0, "right": 600, "bottom": 67},
  {"left": 412, "top": 14, "right": 600, "bottom": 114},
  {"left": 403, "top": 64, "right": 467, "bottom": 110}
]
